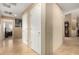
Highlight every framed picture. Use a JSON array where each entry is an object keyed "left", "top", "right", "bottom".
[{"left": 15, "top": 19, "right": 22, "bottom": 27}]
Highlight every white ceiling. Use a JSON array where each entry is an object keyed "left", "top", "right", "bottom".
[
  {"left": 2, "top": 3, "right": 79, "bottom": 18},
  {"left": 0, "top": 3, "right": 31, "bottom": 19},
  {"left": 58, "top": 3, "right": 79, "bottom": 17},
  {"left": 59, "top": 3, "right": 79, "bottom": 13}
]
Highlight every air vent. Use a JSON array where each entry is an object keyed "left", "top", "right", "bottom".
[
  {"left": 3, "top": 3, "right": 11, "bottom": 8},
  {"left": 4, "top": 11, "right": 12, "bottom": 15}
]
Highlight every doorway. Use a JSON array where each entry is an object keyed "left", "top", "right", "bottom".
[{"left": 2, "top": 19, "right": 14, "bottom": 40}]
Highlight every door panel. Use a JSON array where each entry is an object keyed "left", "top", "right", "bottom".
[{"left": 30, "top": 4, "right": 41, "bottom": 54}]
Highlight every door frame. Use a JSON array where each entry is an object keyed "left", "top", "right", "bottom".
[{"left": 1, "top": 19, "right": 15, "bottom": 40}]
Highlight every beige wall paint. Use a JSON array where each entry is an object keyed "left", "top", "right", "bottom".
[
  {"left": 45, "top": 3, "right": 53, "bottom": 54},
  {"left": 44, "top": 3, "right": 64, "bottom": 54},
  {"left": 52, "top": 4, "right": 64, "bottom": 51},
  {"left": 14, "top": 27, "right": 22, "bottom": 39},
  {"left": 41, "top": 3, "right": 46, "bottom": 55}
]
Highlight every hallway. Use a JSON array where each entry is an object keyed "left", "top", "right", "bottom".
[
  {"left": 0, "top": 38, "right": 37, "bottom": 55},
  {"left": 53, "top": 37, "right": 79, "bottom": 55},
  {"left": 1, "top": 3, "right": 79, "bottom": 55},
  {"left": 0, "top": 3, "right": 41, "bottom": 55}
]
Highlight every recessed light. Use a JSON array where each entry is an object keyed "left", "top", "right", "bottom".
[{"left": 4, "top": 11, "right": 12, "bottom": 15}]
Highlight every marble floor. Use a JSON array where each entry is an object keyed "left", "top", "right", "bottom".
[
  {"left": 0, "top": 38, "right": 37, "bottom": 55},
  {"left": 53, "top": 37, "right": 79, "bottom": 55}
]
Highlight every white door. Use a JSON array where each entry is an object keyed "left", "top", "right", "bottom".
[{"left": 30, "top": 4, "right": 41, "bottom": 54}]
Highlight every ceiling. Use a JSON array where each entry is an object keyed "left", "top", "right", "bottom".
[
  {"left": 2, "top": 3, "right": 79, "bottom": 18},
  {"left": 58, "top": 3, "right": 79, "bottom": 15},
  {"left": 0, "top": 3, "right": 31, "bottom": 19}
]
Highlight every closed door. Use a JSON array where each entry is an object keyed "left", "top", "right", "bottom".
[{"left": 30, "top": 4, "right": 41, "bottom": 54}]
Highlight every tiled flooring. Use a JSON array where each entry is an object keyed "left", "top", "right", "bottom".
[
  {"left": 53, "top": 37, "right": 79, "bottom": 55},
  {"left": 0, "top": 38, "right": 37, "bottom": 55}
]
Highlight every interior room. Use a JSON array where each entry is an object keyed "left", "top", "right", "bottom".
[{"left": 0, "top": 3, "right": 79, "bottom": 55}]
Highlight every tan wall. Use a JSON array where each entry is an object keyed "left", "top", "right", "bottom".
[
  {"left": 14, "top": 27, "right": 22, "bottom": 39},
  {"left": 52, "top": 4, "right": 64, "bottom": 51},
  {"left": 45, "top": 3, "right": 53, "bottom": 54},
  {"left": 41, "top": 3, "right": 64, "bottom": 54},
  {"left": 41, "top": 3, "right": 46, "bottom": 55}
]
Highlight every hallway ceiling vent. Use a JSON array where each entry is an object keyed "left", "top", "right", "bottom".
[
  {"left": 3, "top": 3, "right": 11, "bottom": 8},
  {"left": 4, "top": 11, "right": 12, "bottom": 15}
]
